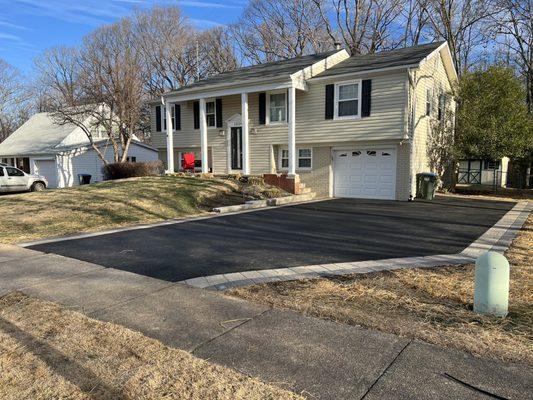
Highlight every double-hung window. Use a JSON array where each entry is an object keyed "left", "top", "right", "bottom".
[
  {"left": 206, "top": 101, "right": 216, "bottom": 127},
  {"left": 268, "top": 92, "right": 286, "bottom": 124},
  {"left": 279, "top": 148, "right": 312, "bottom": 170},
  {"left": 335, "top": 81, "right": 360, "bottom": 119}
]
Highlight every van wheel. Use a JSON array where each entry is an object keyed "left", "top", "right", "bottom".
[{"left": 31, "top": 182, "right": 46, "bottom": 192}]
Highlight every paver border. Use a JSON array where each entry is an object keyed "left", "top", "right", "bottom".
[{"left": 181, "top": 201, "right": 531, "bottom": 291}]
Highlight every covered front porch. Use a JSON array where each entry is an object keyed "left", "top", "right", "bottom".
[{"left": 162, "top": 80, "right": 303, "bottom": 183}]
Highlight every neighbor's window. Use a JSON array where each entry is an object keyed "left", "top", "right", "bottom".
[
  {"left": 206, "top": 101, "right": 216, "bottom": 127},
  {"left": 426, "top": 88, "right": 433, "bottom": 116},
  {"left": 162, "top": 105, "right": 175, "bottom": 131},
  {"left": 484, "top": 160, "right": 500, "bottom": 170},
  {"left": 335, "top": 81, "right": 359, "bottom": 118},
  {"left": 279, "top": 148, "right": 312, "bottom": 170},
  {"left": 126, "top": 156, "right": 137, "bottom": 162},
  {"left": 269, "top": 92, "right": 286, "bottom": 123}
]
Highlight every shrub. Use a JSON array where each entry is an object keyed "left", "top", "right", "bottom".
[{"left": 103, "top": 161, "right": 164, "bottom": 180}]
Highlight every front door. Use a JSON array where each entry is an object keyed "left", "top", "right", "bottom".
[{"left": 231, "top": 127, "right": 243, "bottom": 170}]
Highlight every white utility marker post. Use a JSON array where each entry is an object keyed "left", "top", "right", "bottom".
[
  {"left": 474, "top": 251, "right": 510, "bottom": 317},
  {"left": 241, "top": 92, "right": 250, "bottom": 175},
  {"left": 199, "top": 98, "right": 209, "bottom": 173},
  {"left": 288, "top": 85, "right": 296, "bottom": 176},
  {"left": 165, "top": 102, "right": 174, "bottom": 173}
]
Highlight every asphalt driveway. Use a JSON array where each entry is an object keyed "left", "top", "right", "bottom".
[{"left": 29, "top": 196, "right": 514, "bottom": 282}]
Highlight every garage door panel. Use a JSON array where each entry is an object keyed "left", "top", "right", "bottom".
[
  {"left": 34, "top": 160, "right": 57, "bottom": 188},
  {"left": 334, "top": 148, "right": 396, "bottom": 200}
]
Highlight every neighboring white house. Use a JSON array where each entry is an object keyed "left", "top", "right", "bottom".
[
  {"left": 458, "top": 158, "right": 510, "bottom": 187},
  {"left": 151, "top": 41, "right": 457, "bottom": 200},
  {"left": 0, "top": 112, "right": 158, "bottom": 188}
]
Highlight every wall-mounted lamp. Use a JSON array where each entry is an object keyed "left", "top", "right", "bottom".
[
  {"left": 218, "top": 129, "right": 226, "bottom": 136},
  {"left": 250, "top": 127, "right": 258, "bottom": 135}
]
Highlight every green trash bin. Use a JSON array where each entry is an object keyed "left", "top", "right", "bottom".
[{"left": 416, "top": 172, "right": 438, "bottom": 200}]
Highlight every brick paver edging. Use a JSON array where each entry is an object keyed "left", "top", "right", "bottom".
[{"left": 182, "top": 201, "right": 531, "bottom": 291}]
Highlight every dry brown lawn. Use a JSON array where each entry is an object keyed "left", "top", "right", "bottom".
[
  {"left": 0, "top": 292, "right": 303, "bottom": 400},
  {"left": 230, "top": 213, "right": 533, "bottom": 365},
  {"left": 0, "top": 176, "right": 246, "bottom": 244}
]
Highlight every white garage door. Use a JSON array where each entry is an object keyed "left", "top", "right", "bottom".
[
  {"left": 34, "top": 160, "right": 58, "bottom": 188},
  {"left": 333, "top": 148, "right": 396, "bottom": 200}
]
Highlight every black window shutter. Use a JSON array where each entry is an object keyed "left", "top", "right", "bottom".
[
  {"left": 216, "top": 98, "right": 223, "bottom": 128},
  {"left": 361, "top": 79, "right": 372, "bottom": 117},
  {"left": 258, "top": 92, "right": 266, "bottom": 125},
  {"left": 193, "top": 101, "right": 199, "bottom": 129},
  {"left": 155, "top": 105, "right": 162, "bottom": 131},
  {"left": 325, "top": 84, "right": 334, "bottom": 119},
  {"left": 175, "top": 104, "right": 181, "bottom": 130}
]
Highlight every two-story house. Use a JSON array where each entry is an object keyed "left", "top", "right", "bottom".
[{"left": 150, "top": 41, "right": 457, "bottom": 201}]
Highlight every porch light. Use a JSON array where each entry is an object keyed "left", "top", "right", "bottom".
[
  {"left": 218, "top": 129, "right": 225, "bottom": 136},
  {"left": 250, "top": 127, "right": 258, "bottom": 135}
]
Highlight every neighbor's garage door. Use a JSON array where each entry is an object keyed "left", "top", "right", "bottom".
[
  {"left": 34, "top": 159, "right": 58, "bottom": 188},
  {"left": 333, "top": 149, "right": 396, "bottom": 200}
]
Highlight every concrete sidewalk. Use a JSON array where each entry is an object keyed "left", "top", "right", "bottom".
[{"left": 1, "top": 244, "right": 531, "bottom": 399}]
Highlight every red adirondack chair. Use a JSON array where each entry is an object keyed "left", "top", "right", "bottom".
[{"left": 182, "top": 153, "right": 195, "bottom": 172}]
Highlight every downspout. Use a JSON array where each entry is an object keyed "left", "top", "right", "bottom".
[{"left": 407, "top": 67, "right": 417, "bottom": 200}]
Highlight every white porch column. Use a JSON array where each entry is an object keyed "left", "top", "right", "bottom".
[
  {"left": 241, "top": 92, "right": 250, "bottom": 175},
  {"left": 199, "top": 98, "right": 209, "bottom": 173},
  {"left": 288, "top": 85, "right": 296, "bottom": 176},
  {"left": 165, "top": 102, "right": 174, "bottom": 173}
]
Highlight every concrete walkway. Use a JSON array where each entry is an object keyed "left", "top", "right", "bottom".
[{"left": 0, "top": 243, "right": 531, "bottom": 399}]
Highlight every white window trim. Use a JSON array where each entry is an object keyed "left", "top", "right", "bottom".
[
  {"left": 334, "top": 79, "right": 362, "bottom": 120},
  {"left": 161, "top": 104, "right": 177, "bottom": 132},
  {"left": 425, "top": 86, "right": 433, "bottom": 117},
  {"left": 205, "top": 99, "right": 217, "bottom": 128},
  {"left": 266, "top": 90, "right": 287, "bottom": 125},
  {"left": 278, "top": 147, "right": 313, "bottom": 171}
]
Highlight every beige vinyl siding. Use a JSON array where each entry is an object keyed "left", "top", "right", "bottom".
[
  {"left": 151, "top": 70, "right": 408, "bottom": 176},
  {"left": 410, "top": 51, "right": 454, "bottom": 194}
]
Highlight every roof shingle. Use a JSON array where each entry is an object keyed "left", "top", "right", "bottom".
[{"left": 314, "top": 41, "right": 445, "bottom": 78}]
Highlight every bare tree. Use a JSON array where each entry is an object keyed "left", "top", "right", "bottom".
[
  {"left": 0, "top": 60, "right": 30, "bottom": 143},
  {"left": 490, "top": 0, "right": 532, "bottom": 112},
  {"left": 197, "top": 27, "right": 240, "bottom": 76},
  {"left": 232, "top": 0, "right": 331, "bottom": 63},
  {"left": 312, "top": 0, "right": 404, "bottom": 55},
  {"left": 401, "top": 0, "right": 431, "bottom": 46},
  {"left": 34, "top": 47, "right": 80, "bottom": 109},
  {"left": 132, "top": 6, "right": 196, "bottom": 96},
  {"left": 422, "top": 0, "right": 495, "bottom": 75},
  {"left": 37, "top": 19, "right": 145, "bottom": 164}
]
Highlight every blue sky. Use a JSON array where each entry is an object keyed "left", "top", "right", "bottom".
[{"left": 0, "top": 0, "right": 245, "bottom": 75}]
